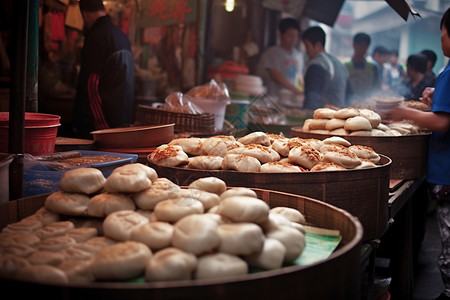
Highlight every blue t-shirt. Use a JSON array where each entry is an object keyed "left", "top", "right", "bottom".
[{"left": 427, "top": 65, "right": 450, "bottom": 185}]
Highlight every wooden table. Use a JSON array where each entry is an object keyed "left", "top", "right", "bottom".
[{"left": 361, "top": 177, "right": 426, "bottom": 300}]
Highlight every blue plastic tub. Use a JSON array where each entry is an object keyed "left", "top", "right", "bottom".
[{"left": 24, "top": 150, "right": 138, "bottom": 197}]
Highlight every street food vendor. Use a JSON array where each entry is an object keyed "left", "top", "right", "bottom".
[{"left": 72, "top": 0, "right": 135, "bottom": 139}]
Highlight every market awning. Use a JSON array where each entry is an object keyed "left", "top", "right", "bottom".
[{"left": 262, "top": 0, "right": 421, "bottom": 26}]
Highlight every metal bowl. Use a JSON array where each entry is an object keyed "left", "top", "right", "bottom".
[{"left": 91, "top": 124, "right": 174, "bottom": 149}]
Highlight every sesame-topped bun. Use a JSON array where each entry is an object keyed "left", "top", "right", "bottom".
[
  {"left": 169, "top": 137, "right": 205, "bottom": 156},
  {"left": 228, "top": 144, "right": 280, "bottom": 163},
  {"left": 260, "top": 161, "right": 302, "bottom": 173},
  {"left": 149, "top": 144, "right": 189, "bottom": 166},
  {"left": 288, "top": 145, "right": 323, "bottom": 170},
  {"left": 222, "top": 154, "right": 261, "bottom": 172}
]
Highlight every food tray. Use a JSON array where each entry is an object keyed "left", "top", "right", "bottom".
[
  {"left": 135, "top": 104, "right": 216, "bottom": 135},
  {"left": 291, "top": 127, "right": 430, "bottom": 180},
  {"left": 23, "top": 150, "right": 138, "bottom": 197},
  {"left": 0, "top": 188, "right": 363, "bottom": 300},
  {"left": 148, "top": 155, "right": 391, "bottom": 242}
]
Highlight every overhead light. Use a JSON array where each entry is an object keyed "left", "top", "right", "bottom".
[{"left": 225, "top": 0, "right": 235, "bottom": 12}]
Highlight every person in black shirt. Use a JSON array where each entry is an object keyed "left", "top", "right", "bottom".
[
  {"left": 421, "top": 49, "right": 438, "bottom": 86},
  {"left": 400, "top": 53, "right": 435, "bottom": 100},
  {"left": 72, "top": 0, "right": 135, "bottom": 138}
]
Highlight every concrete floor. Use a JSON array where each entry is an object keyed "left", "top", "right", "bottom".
[{"left": 413, "top": 212, "right": 444, "bottom": 300}]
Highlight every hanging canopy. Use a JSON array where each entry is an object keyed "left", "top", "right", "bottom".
[{"left": 262, "top": 0, "right": 420, "bottom": 26}]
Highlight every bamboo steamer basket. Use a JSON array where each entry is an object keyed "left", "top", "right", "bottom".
[
  {"left": 291, "top": 127, "right": 430, "bottom": 180},
  {"left": 0, "top": 190, "right": 363, "bottom": 300},
  {"left": 147, "top": 155, "right": 391, "bottom": 242}
]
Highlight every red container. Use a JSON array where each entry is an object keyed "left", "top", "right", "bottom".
[{"left": 0, "top": 112, "right": 61, "bottom": 155}]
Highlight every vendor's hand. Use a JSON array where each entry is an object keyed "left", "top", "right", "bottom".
[
  {"left": 386, "top": 105, "right": 414, "bottom": 122},
  {"left": 420, "top": 87, "right": 434, "bottom": 105}
]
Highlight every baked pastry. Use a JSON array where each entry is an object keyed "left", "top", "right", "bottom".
[
  {"left": 61, "top": 246, "right": 94, "bottom": 261},
  {"left": 329, "top": 128, "right": 350, "bottom": 136},
  {"left": 322, "top": 136, "right": 351, "bottom": 147},
  {"left": 349, "top": 130, "right": 372, "bottom": 136},
  {"left": 344, "top": 116, "right": 373, "bottom": 131},
  {"left": 112, "top": 163, "right": 158, "bottom": 182},
  {"left": 1, "top": 218, "right": 43, "bottom": 234},
  {"left": 0, "top": 231, "right": 40, "bottom": 247},
  {"left": 149, "top": 144, "right": 189, "bottom": 166},
  {"left": 73, "top": 236, "right": 117, "bottom": 254},
  {"left": 348, "top": 145, "right": 381, "bottom": 164},
  {"left": 171, "top": 214, "right": 220, "bottom": 255},
  {"left": 188, "top": 177, "right": 227, "bottom": 195},
  {"left": 333, "top": 107, "right": 360, "bottom": 119},
  {"left": 270, "top": 207, "right": 306, "bottom": 225},
  {"left": 271, "top": 138, "right": 291, "bottom": 157},
  {"left": 169, "top": 137, "right": 205, "bottom": 156},
  {"left": 313, "top": 108, "right": 336, "bottom": 119},
  {"left": 87, "top": 192, "right": 135, "bottom": 217},
  {"left": 371, "top": 129, "right": 388, "bottom": 136},
  {"left": 228, "top": 144, "right": 280, "bottom": 163},
  {"left": 199, "top": 137, "right": 229, "bottom": 157},
  {"left": 153, "top": 197, "right": 204, "bottom": 223},
  {"left": 325, "top": 118, "right": 346, "bottom": 131},
  {"left": 145, "top": 247, "right": 197, "bottom": 281},
  {"left": 310, "top": 162, "right": 346, "bottom": 172},
  {"left": 59, "top": 167, "right": 106, "bottom": 195},
  {"left": 187, "top": 155, "right": 223, "bottom": 170},
  {"left": 130, "top": 222, "right": 174, "bottom": 251},
  {"left": 27, "top": 250, "right": 65, "bottom": 266},
  {"left": 45, "top": 191, "right": 89, "bottom": 216},
  {"left": 321, "top": 147, "right": 362, "bottom": 169},
  {"left": 0, "top": 254, "right": 31, "bottom": 278},
  {"left": 358, "top": 109, "right": 381, "bottom": 128},
  {"left": 34, "top": 221, "right": 75, "bottom": 240},
  {"left": 103, "top": 210, "right": 149, "bottom": 241},
  {"left": 307, "top": 119, "right": 329, "bottom": 130},
  {"left": 266, "top": 225, "right": 306, "bottom": 263},
  {"left": 58, "top": 259, "right": 95, "bottom": 283},
  {"left": 288, "top": 145, "right": 323, "bottom": 170},
  {"left": 237, "top": 131, "right": 271, "bottom": 146},
  {"left": 355, "top": 158, "right": 377, "bottom": 169},
  {"left": 194, "top": 253, "right": 248, "bottom": 279},
  {"left": 216, "top": 196, "right": 270, "bottom": 224},
  {"left": 104, "top": 167, "right": 152, "bottom": 193},
  {"left": 15, "top": 264, "right": 69, "bottom": 284},
  {"left": 23, "top": 207, "right": 60, "bottom": 226},
  {"left": 244, "top": 238, "right": 286, "bottom": 270},
  {"left": 222, "top": 153, "right": 261, "bottom": 172},
  {"left": 217, "top": 223, "right": 264, "bottom": 255},
  {"left": 260, "top": 161, "right": 302, "bottom": 173},
  {"left": 1, "top": 243, "right": 36, "bottom": 257},
  {"left": 91, "top": 241, "right": 152, "bottom": 281},
  {"left": 179, "top": 188, "right": 220, "bottom": 210},
  {"left": 133, "top": 177, "right": 181, "bottom": 210},
  {"left": 38, "top": 235, "right": 77, "bottom": 252},
  {"left": 219, "top": 187, "right": 257, "bottom": 200}
]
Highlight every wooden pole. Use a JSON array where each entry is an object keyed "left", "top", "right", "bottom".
[{"left": 9, "top": 0, "right": 30, "bottom": 200}]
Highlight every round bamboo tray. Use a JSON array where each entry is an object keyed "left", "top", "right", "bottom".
[
  {"left": 147, "top": 156, "right": 391, "bottom": 242},
  {"left": 0, "top": 189, "right": 363, "bottom": 300},
  {"left": 291, "top": 127, "right": 430, "bottom": 180}
]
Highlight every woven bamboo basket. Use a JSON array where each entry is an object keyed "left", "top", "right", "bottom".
[
  {"left": 291, "top": 127, "right": 430, "bottom": 180},
  {"left": 135, "top": 104, "right": 216, "bottom": 135},
  {"left": 0, "top": 190, "right": 362, "bottom": 300},
  {"left": 147, "top": 155, "right": 391, "bottom": 242}
]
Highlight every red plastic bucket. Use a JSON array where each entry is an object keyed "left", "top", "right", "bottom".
[{"left": 0, "top": 112, "right": 61, "bottom": 155}]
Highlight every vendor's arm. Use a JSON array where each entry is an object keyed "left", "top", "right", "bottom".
[
  {"left": 388, "top": 105, "right": 450, "bottom": 133},
  {"left": 303, "top": 64, "right": 330, "bottom": 110},
  {"left": 267, "top": 68, "right": 303, "bottom": 95}
]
